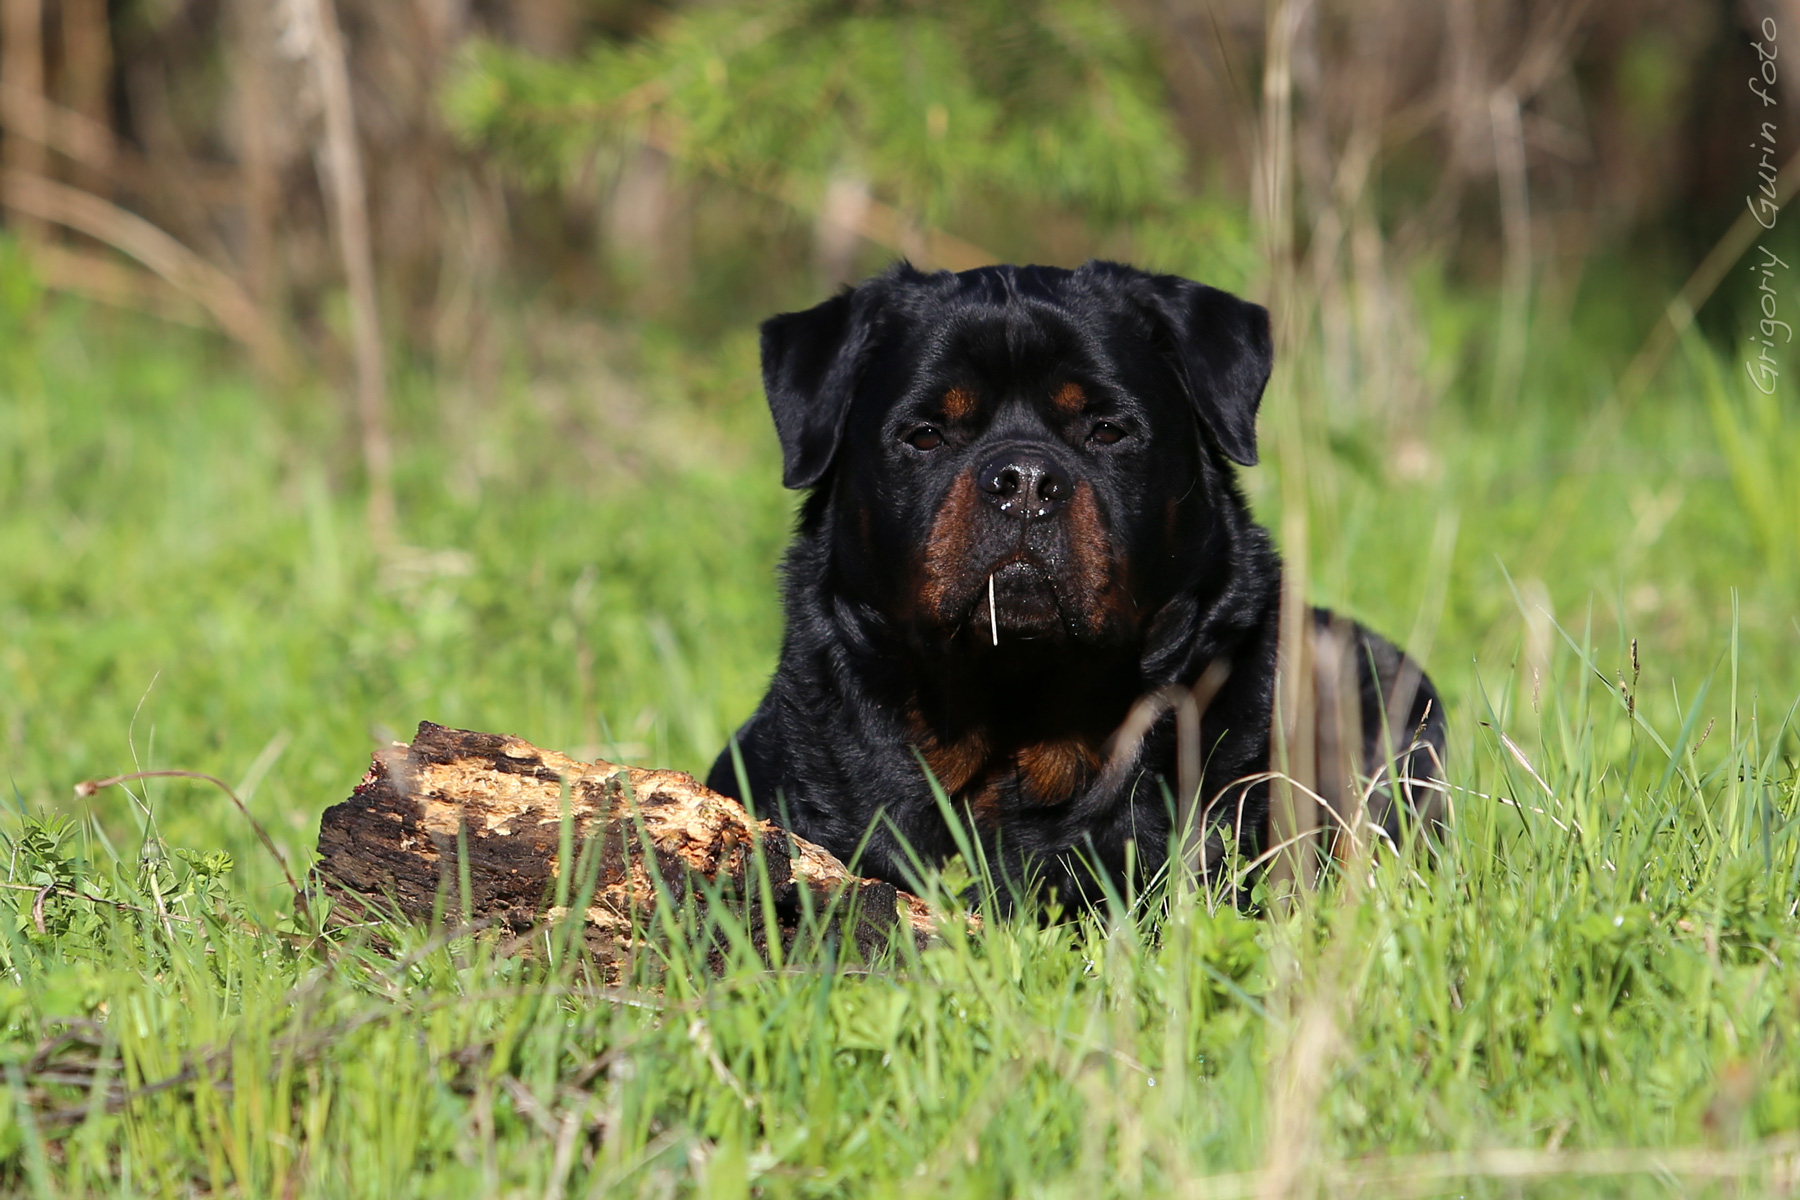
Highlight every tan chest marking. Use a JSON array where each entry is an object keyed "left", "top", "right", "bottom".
[
  {"left": 1016, "top": 737, "right": 1102, "bottom": 805},
  {"left": 911, "top": 713, "right": 1101, "bottom": 822},
  {"left": 917, "top": 725, "right": 990, "bottom": 796}
]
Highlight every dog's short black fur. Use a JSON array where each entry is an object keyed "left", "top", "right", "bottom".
[{"left": 707, "top": 261, "right": 1445, "bottom": 905}]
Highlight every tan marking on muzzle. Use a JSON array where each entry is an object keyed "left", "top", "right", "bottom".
[
  {"left": 919, "top": 470, "right": 981, "bottom": 622},
  {"left": 1065, "top": 481, "right": 1132, "bottom": 635}
]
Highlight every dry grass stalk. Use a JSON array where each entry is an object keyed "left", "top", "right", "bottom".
[
  {"left": 1259, "top": 0, "right": 1321, "bottom": 909},
  {"left": 1254, "top": 647, "right": 1394, "bottom": 1200},
  {"left": 1185, "top": 1136, "right": 1800, "bottom": 1199},
  {"left": 57, "top": 0, "right": 110, "bottom": 194},
  {"left": 22, "top": 240, "right": 208, "bottom": 327},
  {"left": 1254, "top": 0, "right": 1305, "bottom": 318},
  {"left": 231, "top": 0, "right": 280, "bottom": 317},
  {"left": 57, "top": 0, "right": 110, "bottom": 121},
  {"left": 1488, "top": 87, "right": 1529, "bottom": 411},
  {"left": 1617, "top": 143, "right": 1800, "bottom": 405},
  {"left": 0, "top": 81, "right": 241, "bottom": 207},
  {"left": 2, "top": 0, "right": 47, "bottom": 240},
  {"left": 282, "top": 0, "right": 396, "bottom": 548},
  {"left": 1507, "top": 141, "right": 1800, "bottom": 595},
  {"left": 0, "top": 81, "right": 114, "bottom": 178},
  {"left": 1254, "top": 974, "right": 1340, "bottom": 1200}
]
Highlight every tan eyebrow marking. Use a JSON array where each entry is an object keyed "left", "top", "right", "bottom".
[
  {"left": 1051, "top": 381, "right": 1086, "bottom": 414},
  {"left": 943, "top": 386, "right": 977, "bottom": 421}
]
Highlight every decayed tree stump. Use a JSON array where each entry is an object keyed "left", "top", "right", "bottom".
[{"left": 313, "top": 722, "right": 938, "bottom": 976}]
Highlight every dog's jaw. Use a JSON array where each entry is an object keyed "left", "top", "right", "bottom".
[{"left": 909, "top": 472, "right": 1140, "bottom": 649}]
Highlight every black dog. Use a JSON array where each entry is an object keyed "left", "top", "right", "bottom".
[{"left": 707, "top": 261, "right": 1444, "bottom": 906}]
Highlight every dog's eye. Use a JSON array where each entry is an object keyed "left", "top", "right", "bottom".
[
  {"left": 905, "top": 426, "right": 944, "bottom": 451},
  {"left": 1088, "top": 421, "right": 1126, "bottom": 446}
]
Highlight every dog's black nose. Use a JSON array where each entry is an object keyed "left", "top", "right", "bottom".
[{"left": 978, "top": 448, "right": 1073, "bottom": 519}]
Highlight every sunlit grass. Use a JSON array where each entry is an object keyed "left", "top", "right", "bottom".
[{"left": 1, "top": 264, "right": 1797, "bottom": 1195}]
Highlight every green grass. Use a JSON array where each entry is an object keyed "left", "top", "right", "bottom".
[{"left": 1, "top": 252, "right": 1798, "bottom": 1196}]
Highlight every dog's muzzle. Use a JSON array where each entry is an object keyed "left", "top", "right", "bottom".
[{"left": 977, "top": 446, "right": 1073, "bottom": 521}]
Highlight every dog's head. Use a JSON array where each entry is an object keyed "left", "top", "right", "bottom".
[{"left": 764, "top": 261, "right": 1272, "bottom": 655}]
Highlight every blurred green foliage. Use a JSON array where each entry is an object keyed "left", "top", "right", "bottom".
[
  {"left": 448, "top": 1, "right": 1184, "bottom": 224},
  {"left": 446, "top": 0, "right": 1262, "bottom": 301}
]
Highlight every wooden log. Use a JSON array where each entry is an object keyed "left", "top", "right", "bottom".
[{"left": 313, "top": 722, "right": 938, "bottom": 976}]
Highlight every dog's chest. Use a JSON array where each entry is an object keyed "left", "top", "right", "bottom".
[{"left": 906, "top": 711, "right": 1103, "bottom": 822}]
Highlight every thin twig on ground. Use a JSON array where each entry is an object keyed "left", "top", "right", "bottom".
[{"left": 74, "top": 769, "right": 310, "bottom": 925}]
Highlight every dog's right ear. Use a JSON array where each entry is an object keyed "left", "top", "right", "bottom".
[{"left": 761, "top": 289, "right": 875, "bottom": 490}]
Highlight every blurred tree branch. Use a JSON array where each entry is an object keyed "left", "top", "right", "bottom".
[
  {"left": 0, "top": 0, "right": 1783, "bottom": 441},
  {"left": 0, "top": 166, "right": 284, "bottom": 367}
]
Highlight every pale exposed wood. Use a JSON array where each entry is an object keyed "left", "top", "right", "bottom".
[{"left": 313, "top": 723, "right": 941, "bottom": 978}]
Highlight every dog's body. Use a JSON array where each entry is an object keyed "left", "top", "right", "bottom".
[{"left": 707, "top": 261, "right": 1444, "bottom": 905}]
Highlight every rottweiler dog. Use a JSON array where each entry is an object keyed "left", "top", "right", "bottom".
[{"left": 707, "top": 260, "right": 1444, "bottom": 906}]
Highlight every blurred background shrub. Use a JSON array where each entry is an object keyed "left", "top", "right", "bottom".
[{"left": 0, "top": 0, "right": 1786, "bottom": 395}]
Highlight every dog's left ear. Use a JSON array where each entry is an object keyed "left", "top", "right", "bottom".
[
  {"left": 1139, "top": 276, "right": 1272, "bottom": 467},
  {"left": 761, "top": 288, "right": 877, "bottom": 490}
]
